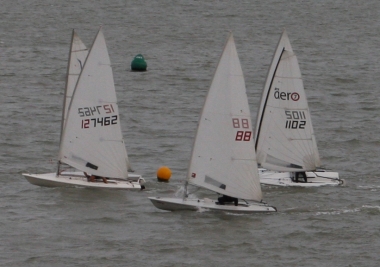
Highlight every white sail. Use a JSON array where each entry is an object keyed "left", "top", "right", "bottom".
[
  {"left": 58, "top": 28, "right": 129, "bottom": 178},
  {"left": 187, "top": 33, "right": 262, "bottom": 202},
  {"left": 59, "top": 30, "right": 88, "bottom": 145},
  {"left": 254, "top": 30, "right": 320, "bottom": 172}
]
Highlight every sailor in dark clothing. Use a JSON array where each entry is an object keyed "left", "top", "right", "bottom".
[
  {"left": 218, "top": 195, "right": 238, "bottom": 206},
  {"left": 217, "top": 184, "right": 238, "bottom": 206},
  {"left": 294, "top": 172, "right": 307, "bottom": 183}
]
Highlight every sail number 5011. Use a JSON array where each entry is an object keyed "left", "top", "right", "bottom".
[
  {"left": 285, "top": 110, "right": 306, "bottom": 129},
  {"left": 232, "top": 118, "right": 252, "bottom": 141}
]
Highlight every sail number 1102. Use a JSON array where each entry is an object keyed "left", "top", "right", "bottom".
[{"left": 285, "top": 110, "right": 306, "bottom": 129}]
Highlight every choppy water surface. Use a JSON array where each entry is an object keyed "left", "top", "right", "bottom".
[{"left": 1, "top": 1, "right": 380, "bottom": 266}]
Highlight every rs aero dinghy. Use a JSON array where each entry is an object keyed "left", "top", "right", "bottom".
[
  {"left": 254, "top": 30, "right": 344, "bottom": 187},
  {"left": 23, "top": 28, "right": 145, "bottom": 189},
  {"left": 149, "top": 33, "right": 276, "bottom": 213}
]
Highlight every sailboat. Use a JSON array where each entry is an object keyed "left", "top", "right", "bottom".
[
  {"left": 254, "top": 30, "right": 343, "bottom": 187},
  {"left": 149, "top": 33, "right": 276, "bottom": 213},
  {"left": 23, "top": 28, "right": 145, "bottom": 189}
]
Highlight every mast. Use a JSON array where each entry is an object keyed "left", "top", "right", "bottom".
[
  {"left": 57, "top": 30, "right": 75, "bottom": 175},
  {"left": 56, "top": 30, "right": 88, "bottom": 175},
  {"left": 183, "top": 181, "right": 189, "bottom": 200}
]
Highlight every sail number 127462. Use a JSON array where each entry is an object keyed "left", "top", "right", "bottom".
[
  {"left": 81, "top": 115, "right": 118, "bottom": 128},
  {"left": 78, "top": 104, "right": 118, "bottom": 129}
]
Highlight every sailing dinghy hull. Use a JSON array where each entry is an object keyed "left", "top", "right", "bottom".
[
  {"left": 149, "top": 197, "right": 276, "bottom": 213},
  {"left": 259, "top": 169, "right": 343, "bottom": 187},
  {"left": 23, "top": 172, "right": 145, "bottom": 190}
]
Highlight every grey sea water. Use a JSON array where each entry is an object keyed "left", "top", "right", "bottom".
[{"left": 1, "top": 1, "right": 380, "bottom": 266}]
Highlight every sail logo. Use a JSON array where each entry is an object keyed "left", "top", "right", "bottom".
[
  {"left": 232, "top": 118, "right": 252, "bottom": 141},
  {"left": 274, "top": 88, "right": 300, "bottom": 101}
]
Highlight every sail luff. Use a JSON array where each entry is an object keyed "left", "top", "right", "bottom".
[
  {"left": 254, "top": 47, "right": 285, "bottom": 150},
  {"left": 185, "top": 32, "right": 233, "bottom": 184},
  {"left": 255, "top": 29, "right": 291, "bottom": 148}
]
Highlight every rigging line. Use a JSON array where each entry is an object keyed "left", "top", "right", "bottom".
[
  {"left": 274, "top": 75, "right": 302, "bottom": 79},
  {"left": 255, "top": 47, "right": 285, "bottom": 150},
  {"left": 313, "top": 172, "right": 341, "bottom": 181},
  {"left": 72, "top": 48, "right": 88, "bottom": 52}
]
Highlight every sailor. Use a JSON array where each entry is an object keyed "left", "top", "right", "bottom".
[
  {"left": 217, "top": 184, "right": 238, "bottom": 206},
  {"left": 294, "top": 172, "right": 307, "bottom": 183},
  {"left": 84, "top": 172, "right": 108, "bottom": 184}
]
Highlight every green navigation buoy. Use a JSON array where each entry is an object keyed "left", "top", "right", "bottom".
[{"left": 131, "top": 54, "right": 147, "bottom": 71}]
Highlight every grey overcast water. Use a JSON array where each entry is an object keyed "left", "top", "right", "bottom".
[{"left": 1, "top": 1, "right": 380, "bottom": 266}]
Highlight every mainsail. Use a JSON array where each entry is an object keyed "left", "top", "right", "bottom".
[
  {"left": 187, "top": 33, "right": 262, "bottom": 201},
  {"left": 58, "top": 28, "right": 129, "bottom": 178},
  {"left": 254, "top": 30, "right": 320, "bottom": 172}
]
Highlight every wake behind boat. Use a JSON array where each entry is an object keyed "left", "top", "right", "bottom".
[
  {"left": 149, "top": 33, "right": 276, "bottom": 213},
  {"left": 23, "top": 28, "right": 145, "bottom": 190},
  {"left": 254, "top": 30, "right": 343, "bottom": 187}
]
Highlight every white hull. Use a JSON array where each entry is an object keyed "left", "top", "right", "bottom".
[
  {"left": 259, "top": 168, "right": 344, "bottom": 187},
  {"left": 23, "top": 172, "right": 145, "bottom": 190},
  {"left": 149, "top": 197, "right": 276, "bottom": 213}
]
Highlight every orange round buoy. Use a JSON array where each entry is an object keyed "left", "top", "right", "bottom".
[{"left": 157, "top": 166, "right": 171, "bottom": 182}]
